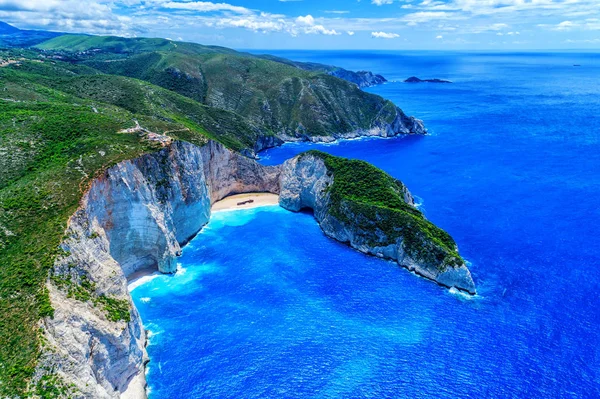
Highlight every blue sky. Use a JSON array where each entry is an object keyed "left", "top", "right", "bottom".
[{"left": 1, "top": 0, "right": 599, "bottom": 49}]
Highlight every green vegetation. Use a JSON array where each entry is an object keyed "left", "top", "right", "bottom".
[
  {"left": 96, "top": 296, "right": 131, "bottom": 323},
  {"left": 33, "top": 374, "right": 78, "bottom": 399},
  {"left": 51, "top": 272, "right": 130, "bottom": 323},
  {"left": 0, "top": 32, "right": 420, "bottom": 396},
  {"left": 0, "top": 52, "right": 230, "bottom": 396},
  {"left": 37, "top": 34, "right": 405, "bottom": 140},
  {"left": 307, "top": 151, "right": 464, "bottom": 270}
]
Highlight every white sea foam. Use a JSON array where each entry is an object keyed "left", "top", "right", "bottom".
[
  {"left": 127, "top": 273, "right": 160, "bottom": 291},
  {"left": 448, "top": 287, "right": 480, "bottom": 301},
  {"left": 140, "top": 297, "right": 151, "bottom": 303},
  {"left": 413, "top": 195, "right": 424, "bottom": 209},
  {"left": 175, "top": 263, "right": 186, "bottom": 276},
  {"left": 145, "top": 328, "right": 162, "bottom": 347}
]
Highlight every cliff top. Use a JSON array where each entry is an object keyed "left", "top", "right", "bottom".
[{"left": 305, "top": 150, "right": 465, "bottom": 270}]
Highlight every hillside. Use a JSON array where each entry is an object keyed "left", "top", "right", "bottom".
[
  {"left": 37, "top": 35, "right": 424, "bottom": 144},
  {"left": 0, "top": 33, "right": 428, "bottom": 396},
  {"left": 0, "top": 21, "right": 61, "bottom": 48},
  {"left": 0, "top": 50, "right": 270, "bottom": 395}
]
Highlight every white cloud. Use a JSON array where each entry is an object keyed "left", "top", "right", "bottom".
[
  {"left": 161, "top": 1, "right": 252, "bottom": 15},
  {"left": 436, "top": 34, "right": 443, "bottom": 38},
  {"left": 324, "top": 10, "right": 349, "bottom": 14},
  {"left": 212, "top": 13, "right": 339, "bottom": 36},
  {"left": 402, "top": 11, "right": 459, "bottom": 26},
  {"left": 372, "top": 0, "right": 393, "bottom": 5},
  {"left": 216, "top": 17, "right": 286, "bottom": 33},
  {"left": 555, "top": 20, "right": 576, "bottom": 30},
  {"left": 347, "top": 31, "right": 355, "bottom": 35},
  {"left": 371, "top": 31, "right": 399, "bottom": 38},
  {"left": 0, "top": 0, "right": 132, "bottom": 34},
  {"left": 296, "top": 14, "right": 314, "bottom": 25},
  {"left": 293, "top": 14, "right": 339, "bottom": 34}
]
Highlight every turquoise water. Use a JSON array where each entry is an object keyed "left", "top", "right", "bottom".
[{"left": 131, "top": 52, "right": 600, "bottom": 398}]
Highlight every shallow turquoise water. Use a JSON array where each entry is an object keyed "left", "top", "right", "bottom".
[{"left": 131, "top": 51, "right": 600, "bottom": 398}]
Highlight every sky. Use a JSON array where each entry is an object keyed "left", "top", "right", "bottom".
[{"left": 1, "top": 0, "right": 599, "bottom": 50}]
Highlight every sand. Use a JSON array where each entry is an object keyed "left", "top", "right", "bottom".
[
  {"left": 126, "top": 193, "right": 280, "bottom": 290},
  {"left": 211, "top": 192, "right": 280, "bottom": 212}
]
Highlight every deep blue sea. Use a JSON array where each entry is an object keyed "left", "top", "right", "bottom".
[{"left": 130, "top": 51, "right": 600, "bottom": 398}]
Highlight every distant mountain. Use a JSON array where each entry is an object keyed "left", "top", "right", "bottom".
[
  {"left": 0, "top": 21, "right": 63, "bottom": 48},
  {"left": 255, "top": 53, "right": 387, "bottom": 88},
  {"left": 0, "top": 21, "right": 19, "bottom": 34},
  {"left": 0, "top": 20, "right": 388, "bottom": 89}
]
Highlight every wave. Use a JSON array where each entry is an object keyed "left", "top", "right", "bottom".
[{"left": 128, "top": 272, "right": 160, "bottom": 291}]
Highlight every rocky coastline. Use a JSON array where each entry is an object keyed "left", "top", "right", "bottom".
[
  {"left": 328, "top": 68, "right": 387, "bottom": 88},
  {"left": 38, "top": 139, "right": 473, "bottom": 398},
  {"left": 251, "top": 108, "right": 427, "bottom": 155},
  {"left": 279, "top": 152, "right": 476, "bottom": 295},
  {"left": 38, "top": 141, "right": 280, "bottom": 398}
]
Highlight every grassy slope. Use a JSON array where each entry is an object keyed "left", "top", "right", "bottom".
[
  {"left": 0, "top": 51, "right": 259, "bottom": 395},
  {"left": 0, "top": 39, "right": 427, "bottom": 396},
  {"left": 308, "top": 151, "right": 464, "bottom": 270},
  {"left": 8, "top": 54, "right": 268, "bottom": 152},
  {"left": 37, "top": 35, "right": 402, "bottom": 138}
]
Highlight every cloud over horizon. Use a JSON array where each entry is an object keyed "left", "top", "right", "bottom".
[{"left": 0, "top": 0, "right": 598, "bottom": 49}]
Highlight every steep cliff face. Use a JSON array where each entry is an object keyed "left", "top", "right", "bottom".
[
  {"left": 39, "top": 141, "right": 280, "bottom": 398},
  {"left": 328, "top": 69, "right": 387, "bottom": 88},
  {"left": 38, "top": 141, "right": 471, "bottom": 398},
  {"left": 278, "top": 106, "right": 426, "bottom": 145},
  {"left": 279, "top": 153, "right": 476, "bottom": 295}
]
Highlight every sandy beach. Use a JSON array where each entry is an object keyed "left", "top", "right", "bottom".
[
  {"left": 211, "top": 192, "right": 280, "bottom": 212},
  {"left": 127, "top": 266, "right": 159, "bottom": 283}
]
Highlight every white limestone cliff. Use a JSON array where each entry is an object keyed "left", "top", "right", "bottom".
[
  {"left": 38, "top": 141, "right": 279, "bottom": 398},
  {"left": 37, "top": 141, "right": 473, "bottom": 399},
  {"left": 278, "top": 153, "right": 476, "bottom": 295}
]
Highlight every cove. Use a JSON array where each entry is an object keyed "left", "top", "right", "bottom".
[
  {"left": 130, "top": 205, "right": 468, "bottom": 398},
  {"left": 130, "top": 51, "right": 600, "bottom": 398}
]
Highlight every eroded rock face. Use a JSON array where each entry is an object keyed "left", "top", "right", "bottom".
[
  {"left": 39, "top": 141, "right": 471, "bottom": 398},
  {"left": 39, "top": 141, "right": 280, "bottom": 398},
  {"left": 278, "top": 107, "right": 426, "bottom": 145},
  {"left": 279, "top": 153, "right": 476, "bottom": 295}
]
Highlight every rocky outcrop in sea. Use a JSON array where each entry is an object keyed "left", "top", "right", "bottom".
[
  {"left": 279, "top": 153, "right": 476, "bottom": 295},
  {"left": 404, "top": 76, "right": 452, "bottom": 84}
]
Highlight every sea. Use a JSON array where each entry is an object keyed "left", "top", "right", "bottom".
[{"left": 130, "top": 51, "right": 600, "bottom": 398}]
